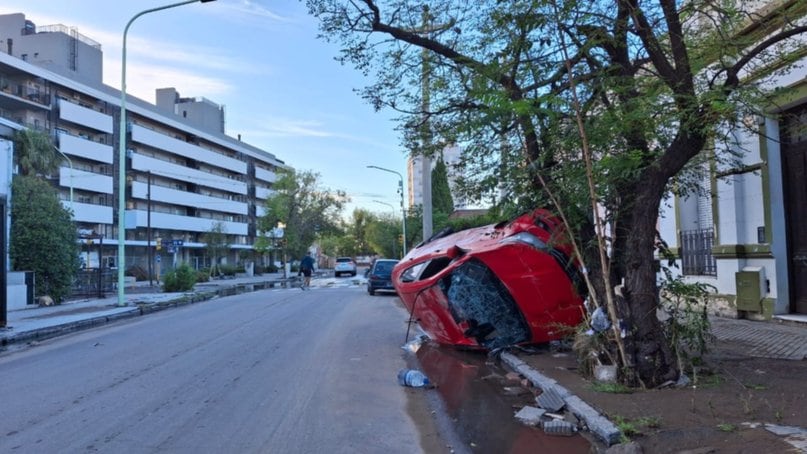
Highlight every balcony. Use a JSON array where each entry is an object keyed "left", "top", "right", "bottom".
[
  {"left": 131, "top": 124, "right": 247, "bottom": 174},
  {"left": 58, "top": 99, "right": 113, "bottom": 133},
  {"left": 124, "top": 210, "right": 248, "bottom": 235},
  {"left": 59, "top": 167, "right": 113, "bottom": 194},
  {"left": 130, "top": 153, "right": 247, "bottom": 195},
  {"left": 255, "top": 167, "right": 278, "bottom": 184},
  {"left": 57, "top": 132, "right": 113, "bottom": 164},
  {"left": 62, "top": 200, "right": 113, "bottom": 224},
  {"left": 131, "top": 181, "right": 248, "bottom": 216}
]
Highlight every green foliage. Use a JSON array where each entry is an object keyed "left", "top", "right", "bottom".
[
  {"left": 13, "top": 129, "right": 61, "bottom": 177},
  {"left": 660, "top": 269, "right": 717, "bottom": 372},
  {"left": 203, "top": 221, "right": 229, "bottom": 278},
  {"left": 365, "top": 212, "right": 401, "bottom": 258},
  {"left": 218, "top": 264, "right": 238, "bottom": 276},
  {"left": 591, "top": 382, "right": 634, "bottom": 394},
  {"left": 431, "top": 156, "right": 454, "bottom": 216},
  {"left": 10, "top": 175, "right": 79, "bottom": 303},
  {"left": 258, "top": 169, "right": 346, "bottom": 260},
  {"left": 613, "top": 415, "right": 662, "bottom": 442},
  {"left": 162, "top": 263, "right": 196, "bottom": 292}
]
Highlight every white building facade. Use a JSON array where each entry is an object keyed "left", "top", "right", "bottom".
[
  {"left": 0, "top": 13, "right": 288, "bottom": 277},
  {"left": 658, "top": 9, "right": 807, "bottom": 320}
]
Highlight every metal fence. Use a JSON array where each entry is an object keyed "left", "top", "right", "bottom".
[
  {"left": 71, "top": 269, "right": 115, "bottom": 299},
  {"left": 680, "top": 228, "right": 717, "bottom": 276}
]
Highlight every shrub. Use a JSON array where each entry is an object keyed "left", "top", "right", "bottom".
[
  {"left": 219, "top": 264, "right": 238, "bottom": 276},
  {"left": 162, "top": 263, "right": 196, "bottom": 292},
  {"left": 195, "top": 270, "right": 210, "bottom": 283}
]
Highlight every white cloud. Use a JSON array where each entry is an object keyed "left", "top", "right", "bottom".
[{"left": 107, "top": 63, "right": 234, "bottom": 102}]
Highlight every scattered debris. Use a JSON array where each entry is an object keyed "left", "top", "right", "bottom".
[
  {"left": 397, "top": 369, "right": 431, "bottom": 388},
  {"left": 502, "top": 386, "right": 530, "bottom": 396},
  {"left": 401, "top": 335, "right": 428, "bottom": 354},
  {"left": 594, "top": 364, "right": 618, "bottom": 383},
  {"left": 505, "top": 372, "right": 521, "bottom": 381},
  {"left": 514, "top": 406, "right": 546, "bottom": 426},
  {"left": 537, "top": 387, "right": 566, "bottom": 412},
  {"left": 543, "top": 419, "right": 578, "bottom": 436}
]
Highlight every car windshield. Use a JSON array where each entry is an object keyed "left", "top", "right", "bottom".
[
  {"left": 336, "top": 258, "right": 352, "bottom": 263},
  {"left": 373, "top": 261, "right": 397, "bottom": 275}
]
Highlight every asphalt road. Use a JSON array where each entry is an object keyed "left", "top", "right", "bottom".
[{"left": 0, "top": 287, "right": 435, "bottom": 453}]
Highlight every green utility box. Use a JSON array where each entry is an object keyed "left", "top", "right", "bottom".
[{"left": 736, "top": 267, "right": 764, "bottom": 312}]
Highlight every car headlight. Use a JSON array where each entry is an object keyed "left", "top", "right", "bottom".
[{"left": 500, "top": 232, "right": 547, "bottom": 251}]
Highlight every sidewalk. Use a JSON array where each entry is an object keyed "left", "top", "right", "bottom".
[{"left": 0, "top": 273, "right": 291, "bottom": 346}]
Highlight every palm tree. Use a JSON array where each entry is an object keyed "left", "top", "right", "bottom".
[{"left": 12, "top": 128, "right": 60, "bottom": 177}]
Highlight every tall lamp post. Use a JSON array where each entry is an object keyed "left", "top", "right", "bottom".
[
  {"left": 117, "top": 0, "right": 216, "bottom": 306},
  {"left": 367, "top": 165, "right": 407, "bottom": 256},
  {"left": 373, "top": 200, "right": 397, "bottom": 258}
]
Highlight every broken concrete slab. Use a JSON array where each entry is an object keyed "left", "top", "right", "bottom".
[
  {"left": 501, "top": 352, "right": 622, "bottom": 446},
  {"left": 537, "top": 387, "right": 566, "bottom": 412},
  {"left": 514, "top": 406, "right": 546, "bottom": 426}
]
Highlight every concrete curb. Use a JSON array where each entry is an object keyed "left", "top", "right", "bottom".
[
  {"left": 500, "top": 352, "right": 622, "bottom": 446},
  {"left": 0, "top": 291, "right": 219, "bottom": 347},
  {"left": 1, "top": 308, "right": 141, "bottom": 346}
]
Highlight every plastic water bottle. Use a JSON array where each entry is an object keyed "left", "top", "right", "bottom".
[{"left": 397, "top": 369, "right": 430, "bottom": 388}]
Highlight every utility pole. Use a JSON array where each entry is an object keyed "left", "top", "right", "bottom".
[{"left": 415, "top": 5, "right": 453, "bottom": 241}]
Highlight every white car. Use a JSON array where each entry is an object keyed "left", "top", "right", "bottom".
[{"left": 334, "top": 257, "right": 357, "bottom": 277}]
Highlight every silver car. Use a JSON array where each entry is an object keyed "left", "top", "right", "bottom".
[{"left": 334, "top": 257, "right": 357, "bottom": 277}]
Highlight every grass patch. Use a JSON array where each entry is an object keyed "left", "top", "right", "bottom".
[
  {"left": 743, "top": 383, "right": 768, "bottom": 391},
  {"left": 613, "top": 415, "right": 662, "bottom": 442},
  {"left": 717, "top": 423, "right": 736, "bottom": 432},
  {"left": 591, "top": 382, "right": 634, "bottom": 394}
]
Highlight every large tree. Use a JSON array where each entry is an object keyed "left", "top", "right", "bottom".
[
  {"left": 307, "top": 0, "right": 807, "bottom": 386},
  {"left": 202, "top": 221, "right": 229, "bottom": 278},
  {"left": 257, "top": 169, "right": 346, "bottom": 261},
  {"left": 431, "top": 155, "right": 454, "bottom": 216},
  {"left": 11, "top": 176, "right": 79, "bottom": 303},
  {"left": 13, "top": 129, "right": 61, "bottom": 177}
]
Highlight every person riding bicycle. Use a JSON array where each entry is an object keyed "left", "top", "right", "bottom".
[{"left": 299, "top": 252, "right": 315, "bottom": 290}]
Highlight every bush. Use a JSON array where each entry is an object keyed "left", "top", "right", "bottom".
[
  {"left": 219, "top": 264, "right": 238, "bottom": 276},
  {"left": 254, "top": 264, "right": 264, "bottom": 275},
  {"left": 195, "top": 270, "right": 209, "bottom": 283},
  {"left": 162, "top": 263, "right": 196, "bottom": 292}
]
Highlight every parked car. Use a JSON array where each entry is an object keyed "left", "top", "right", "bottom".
[
  {"left": 391, "top": 209, "right": 586, "bottom": 349},
  {"left": 334, "top": 257, "right": 357, "bottom": 277},
  {"left": 367, "top": 259, "right": 400, "bottom": 295}
]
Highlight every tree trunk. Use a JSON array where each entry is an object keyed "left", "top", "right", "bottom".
[{"left": 619, "top": 179, "right": 678, "bottom": 387}]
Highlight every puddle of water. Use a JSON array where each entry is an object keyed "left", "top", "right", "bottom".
[{"left": 415, "top": 343, "right": 591, "bottom": 453}]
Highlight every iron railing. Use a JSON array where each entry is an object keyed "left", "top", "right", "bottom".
[{"left": 680, "top": 228, "right": 717, "bottom": 276}]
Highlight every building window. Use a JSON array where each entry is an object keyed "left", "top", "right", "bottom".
[{"left": 680, "top": 228, "right": 717, "bottom": 276}]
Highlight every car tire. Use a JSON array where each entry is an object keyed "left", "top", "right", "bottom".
[
  {"left": 368, "top": 288, "right": 375, "bottom": 296},
  {"left": 351, "top": 272, "right": 356, "bottom": 277},
  {"left": 335, "top": 272, "right": 340, "bottom": 277}
]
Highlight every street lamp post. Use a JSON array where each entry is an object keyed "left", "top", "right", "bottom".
[
  {"left": 367, "top": 165, "right": 407, "bottom": 256},
  {"left": 117, "top": 0, "right": 216, "bottom": 306},
  {"left": 373, "top": 200, "right": 397, "bottom": 258}
]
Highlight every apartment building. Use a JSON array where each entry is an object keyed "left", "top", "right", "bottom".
[{"left": 0, "top": 12, "right": 288, "bottom": 273}]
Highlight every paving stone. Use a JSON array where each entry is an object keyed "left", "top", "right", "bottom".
[{"left": 514, "top": 406, "right": 546, "bottom": 426}]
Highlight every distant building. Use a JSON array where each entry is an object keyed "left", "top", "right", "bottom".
[
  {"left": 0, "top": 12, "right": 288, "bottom": 273},
  {"left": 407, "top": 143, "right": 468, "bottom": 210}
]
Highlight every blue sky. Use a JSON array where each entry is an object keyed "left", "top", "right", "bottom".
[{"left": 0, "top": 0, "right": 409, "bottom": 218}]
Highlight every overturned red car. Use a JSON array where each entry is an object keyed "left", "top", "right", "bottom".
[{"left": 392, "top": 209, "right": 586, "bottom": 349}]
